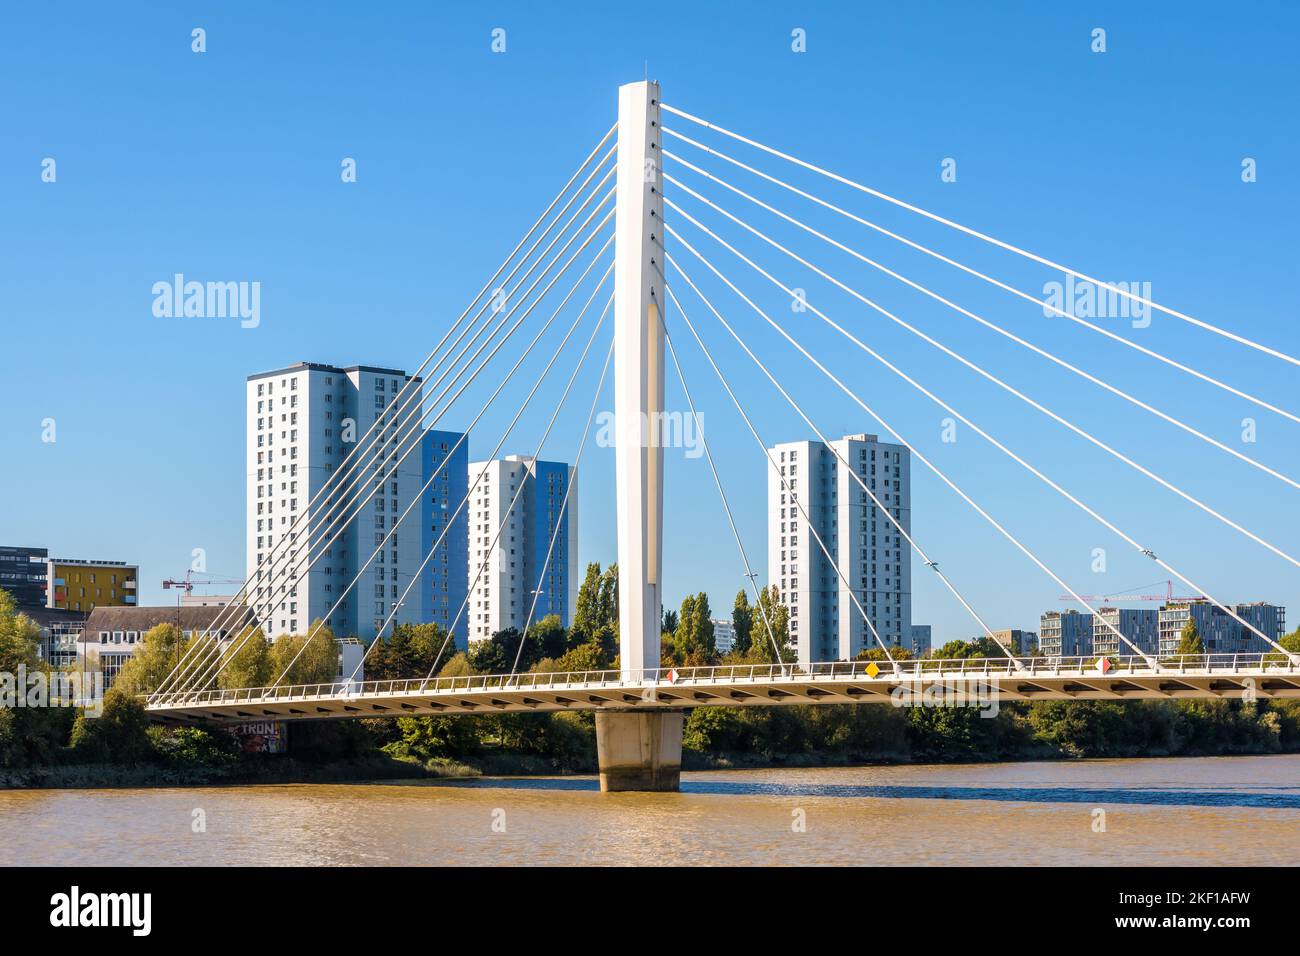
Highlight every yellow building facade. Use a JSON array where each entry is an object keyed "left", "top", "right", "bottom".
[{"left": 47, "top": 559, "right": 139, "bottom": 612}]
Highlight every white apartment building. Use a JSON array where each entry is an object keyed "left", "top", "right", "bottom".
[
  {"left": 712, "top": 618, "right": 736, "bottom": 655},
  {"left": 768, "top": 433, "right": 912, "bottom": 666},
  {"left": 467, "top": 455, "right": 578, "bottom": 643},
  {"left": 247, "top": 362, "right": 466, "bottom": 641}
]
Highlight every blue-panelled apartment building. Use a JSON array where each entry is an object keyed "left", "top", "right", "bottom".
[{"left": 247, "top": 362, "right": 469, "bottom": 646}]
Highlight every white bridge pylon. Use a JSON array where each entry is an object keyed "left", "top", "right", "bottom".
[{"left": 613, "top": 80, "right": 666, "bottom": 681}]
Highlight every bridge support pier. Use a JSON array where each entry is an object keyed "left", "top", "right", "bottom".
[{"left": 595, "top": 710, "right": 682, "bottom": 792}]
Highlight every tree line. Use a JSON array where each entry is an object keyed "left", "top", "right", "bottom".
[{"left": 3, "top": 580, "right": 1300, "bottom": 780}]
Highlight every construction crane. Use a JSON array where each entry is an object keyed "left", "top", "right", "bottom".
[
  {"left": 162, "top": 569, "right": 243, "bottom": 597},
  {"left": 162, "top": 570, "right": 244, "bottom": 667},
  {"left": 1058, "top": 579, "right": 1204, "bottom": 604}
]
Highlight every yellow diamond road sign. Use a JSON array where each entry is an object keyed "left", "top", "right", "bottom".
[{"left": 865, "top": 661, "right": 881, "bottom": 678}]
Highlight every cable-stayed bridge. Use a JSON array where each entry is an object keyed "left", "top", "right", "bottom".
[{"left": 144, "top": 82, "right": 1300, "bottom": 791}]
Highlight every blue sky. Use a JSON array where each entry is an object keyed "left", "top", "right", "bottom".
[{"left": 2, "top": 1, "right": 1297, "bottom": 643}]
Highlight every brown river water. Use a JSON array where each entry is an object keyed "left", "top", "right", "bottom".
[{"left": 2, "top": 755, "right": 1297, "bottom": 866}]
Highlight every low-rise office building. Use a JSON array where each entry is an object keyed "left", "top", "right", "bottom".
[
  {"left": 1092, "top": 607, "right": 1159, "bottom": 657},
  {"left": 19, "top": 606, "right": 88, "bottom": 668},
  {"left": 1158, "top": 600, "right": 1286, "bottom": 655},
  {"left": 79, "top": 605, "right": 247, "bottom": 688},
  {"left": 910, "top": 624, "right": 932, "bottom": 658},
  {"left": 0, "top": 545, "right": 49, "bottom": 608},
  {"left": 981, "top": 628, "right": 1037, "bottom": 654},
  {"left": 1039, "top": 609, "right": 1094, "bottom": 657}
]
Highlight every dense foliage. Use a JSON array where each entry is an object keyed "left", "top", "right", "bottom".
[{"left": 2, "top": 583, "right": 1299, "bottom": 780}]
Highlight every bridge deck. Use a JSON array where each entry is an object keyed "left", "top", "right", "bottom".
[{"left": 144, "top": 655, "right": 1300, "bottom": 723}]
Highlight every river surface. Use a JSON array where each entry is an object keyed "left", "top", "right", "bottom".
[{"left": 2, "top": 755, "right": 1297, "bottom": 865}]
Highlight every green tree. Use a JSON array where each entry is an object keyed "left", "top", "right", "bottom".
[
  {"left": 905, "top": 703, "right": 1018, "bottom": 760},
  {"left": 856, "top": 645, "right": 914, "bottom": 661},
  {"left": 934, "top": 637, "right": 1007, "bottom": 660},
  {"left": 387, "top": 714, "right": 483, "bottom": 761},
  {"left": 436, "top": 651, "right": 472, "bottom": 678},
  {"left": 0, "top": 589, "right": 77, "bottom": 767},
  {"left": 596, "top": 564, "right": 619, "bottom": 647},
  {"left": 510, "top": 618, "right": 572, "bottom": 674},
  {"left": 731, "top": 589, "right": 753, "bottom": 656},
  {"left": 112, "top": 623, "right": 190, "bottom": 697},
  {"left": 568, "top": 562, "right": 604, "bottom": 648},
  {"left": 567, "top": 563, "right": 618, "bottom": 666},
  {"left": 216, "top": 627, "right": 272, "bottom": 690},
  {"left": 683, "top": 707, "right": 750, "bottom": 752},
  {"left": 69, "top": 687, "right": 153, "bottom": 763},
  {"left": 556, "top": 641, "right": 606, "bottom": 674},
  {"left": 269, "top": 621, "right": 342, "bottom": 685},
  {"left": 1177, "top": 619, "right": 1204, "bottom": 656},
  {"left": 467, "top": 630, "right": 512, "bottom": 674},
  {"left": 747, "top": 585, "right": 792, "bottom": 663},
  {"left": 368, "top": 622, "right": 454, "bottom": 680},
  {"left": 0, "top": 589, "right": 41, "bottom": 674},
  {"left": 527, "top": 615, "right": 568, "bottom": 664},
  {"left": 673, "top": 592, "right": 717, "bottom": 664},
  {"left": 662, "top": 608, "right": 679, "bottom": 633}
]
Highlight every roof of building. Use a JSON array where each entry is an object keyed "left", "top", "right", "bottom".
[
  {"left": 16, "top": 606, "right": 88, "bottom": 628},
  {"left": 247, "top": 361, "right": 416, "bottom": 382},
  {"left": 0, "top": 545, "right": 48, "bottom": 556},
  {"left": 78, "top": 605, "right": 254, "bottom": 643}
]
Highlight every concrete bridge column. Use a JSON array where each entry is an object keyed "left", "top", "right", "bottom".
[{"left": 595, "top": 710, "right": 683, "bottom": 792}]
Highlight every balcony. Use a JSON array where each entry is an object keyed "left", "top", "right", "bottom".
[{"left": 123, "top": 579, "right": 136, "bottom": 589}]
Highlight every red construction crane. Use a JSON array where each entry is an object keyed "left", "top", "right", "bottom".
[{"left": 1058, "top": 579, "right": 1204, "bottom": 604}]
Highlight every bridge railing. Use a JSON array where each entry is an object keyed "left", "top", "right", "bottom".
[{"left": 144, "top": 651, "right": 1298, "bottom": 709}]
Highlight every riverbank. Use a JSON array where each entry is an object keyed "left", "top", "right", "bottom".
[
  {"left": 6, "top": 680, "right": 1299, "bottom": 790},
  {"left": 8, "top": 740, "right": 1300, "bottom": 790},
  {"left": 0, "top": 750, "right": 604, "bottom": 790}
]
